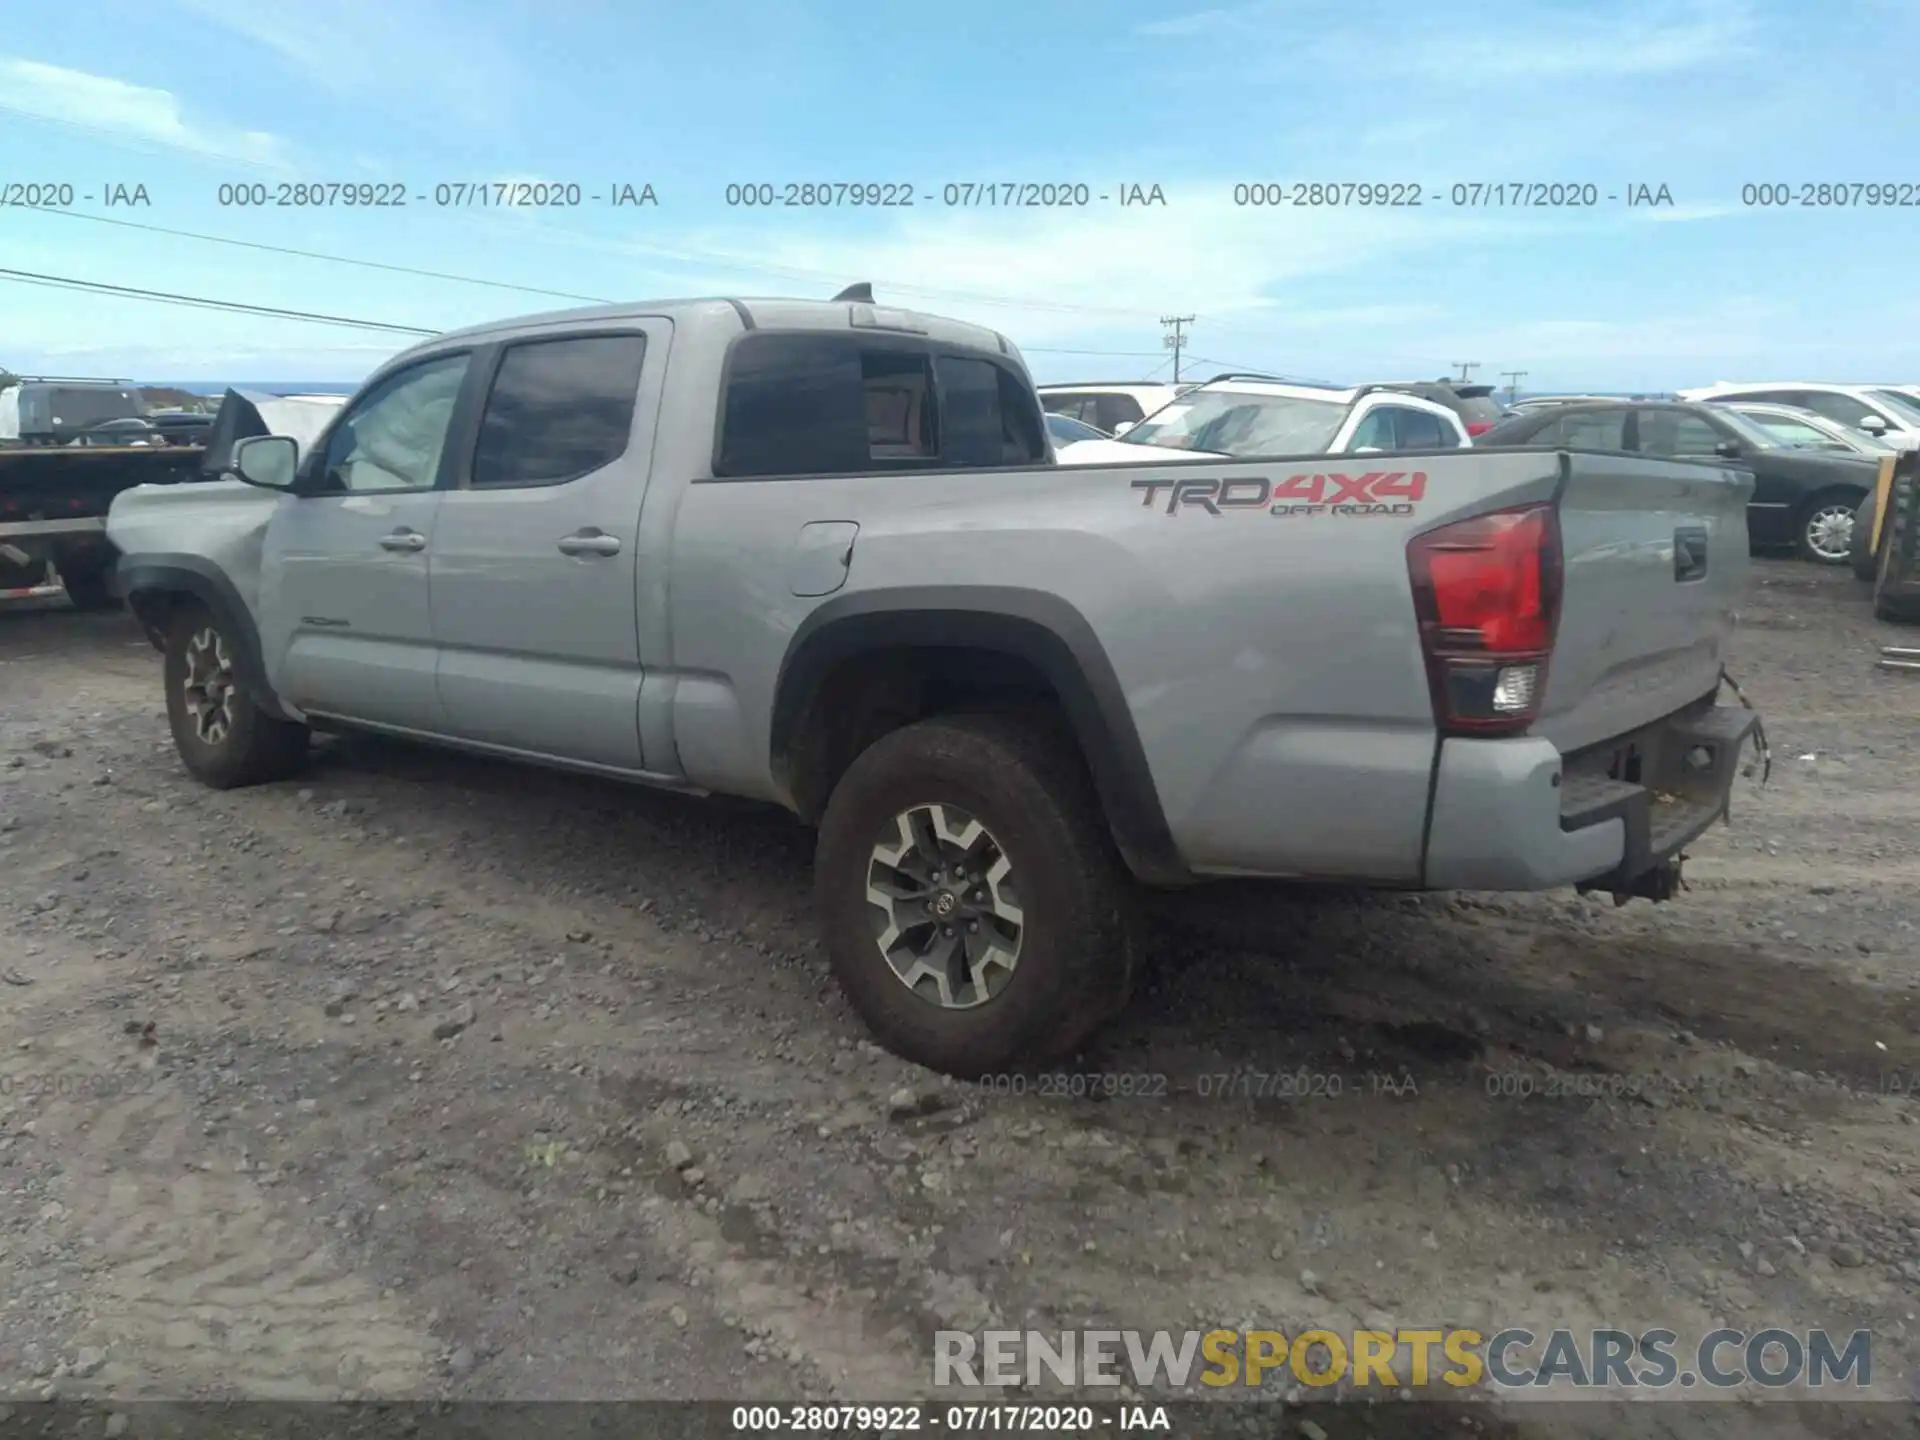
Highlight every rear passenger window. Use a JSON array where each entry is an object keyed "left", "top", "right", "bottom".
[
  {"left": 1096, "top": 395, "right": 1145, "bottom": 431},
  {"left": 716, "top": 333, "right": 1046, "bottom": 476},
  {"left": 719, "top": 334, "right": 947, "bottom": 477},
  {"left": 937, "top": 355, "right": 1047, "bottom": 467},
  {"left": 472, "top": 334, "right": 647, "bottom": 488},
  {"left": 719, "top": 335, "right": 869, "bottom": 476}
]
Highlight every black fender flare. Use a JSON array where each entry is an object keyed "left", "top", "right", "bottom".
[
  {"left": 772, "top": 586, "right": 1188, "bottom": 885},
  {"left": 117, "top": 553, "right": 296, "bottom": 722}
]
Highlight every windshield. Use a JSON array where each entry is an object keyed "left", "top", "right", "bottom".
[
  {"left": 1708, "top": 407, "right": 1792, "bottom": 450},
  {"left": 1121, "top": 388, "right": 1348, "bottom": 457},
  {"left": 1735, "top": 410, "right": 1854, "bottom": 450},
  {"left": 1871, "top": 389, "right": 1920, "bottom": 425}
]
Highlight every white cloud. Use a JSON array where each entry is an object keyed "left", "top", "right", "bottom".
[
  {"left": 1630, "top": 202, "right": 1737, "bottom": 224},
  {"left": 1134, "top": 5, "right": 1253, "bottom": 37},
  {"left": 173, "top": 0, "right": 517, "bottom": 131},
  {"left": 1388, "top": 0, "right": 1756, "bottom": 80},
  {"left": 506, "top": 195, "right": 1534, "bottom": 335},
  {"left": 1135, "top": 0, "right": 1756, "bottom": 77},
  {"left": 0, "top": 58, "right": 285, "bottom": 168}
]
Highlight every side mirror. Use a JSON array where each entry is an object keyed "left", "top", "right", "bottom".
[
  {"left": 1860, "top": 415, "right": 1889, "bottom": 433},
  {"left": 1352, "top": 445, "right": 1384, "bottom": 454},
  {"left": 1713, "top": 440, "right": 1741, "bottom": 458},
  {"left": 1112, "top": 420, "right": 1136, "bottom": 436},
  {"left": 232, "top": 434, "right": 299, "bottom": 491}
]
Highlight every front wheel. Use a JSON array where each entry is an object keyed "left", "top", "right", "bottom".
[
  {"left": 163, "top": 602, "right": 310, "bottom": 789},
  {"left": 813, "top": 713, "right": 1136, "bottom": 1076},
  {"left": 1796, "top": 491, "right": 1862, "bottom": 566}
]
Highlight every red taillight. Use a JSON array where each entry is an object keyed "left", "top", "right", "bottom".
[
  {"left": 1407, "top": 504, "right": 1562, "bottom": 735},
  {"left": 1466, "top": 421, "right": 1494, "bottom": 436}
]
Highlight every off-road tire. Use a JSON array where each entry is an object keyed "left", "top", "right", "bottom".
[
  {"left": 1874, "top": 471, "right": 1920, "bottom": 623},
  {"left": 163, "top": 602, "right": 310, "bottom": 789},
  {"left": 814, "top": 712, "right": 1136, "bottom": 1077}
]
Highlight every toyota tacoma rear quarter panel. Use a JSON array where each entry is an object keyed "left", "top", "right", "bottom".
[{"left": 667, "top": 443, "right": 1750, "bottom": 887}]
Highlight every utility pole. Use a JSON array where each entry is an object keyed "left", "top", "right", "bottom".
[
  {"left": 1452, "top": 361, "right": 1480, "bottom": 383},
  {"left": 1501, "top": 369, "right": 1527, "bottom": 405},
  {"left": 1161, "top": 315, "right": 1195, "bottom": 382}
]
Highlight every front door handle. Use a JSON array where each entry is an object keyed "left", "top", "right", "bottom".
[
  {"left": 379, "top": 529, "right": 426, "bottom": 552},
  {"left": 557, "top": 530, "right": 621, "bottom": 557}
]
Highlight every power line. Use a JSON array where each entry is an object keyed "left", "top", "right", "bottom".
[
  {"left": 1452, "top": 361, "right": 1481, "bottom": 382},
  {"left": 11, "top": 212, "right": 1174, "bottom": 359},
  {"left": 30, "top": 208, "right": 618, "bottom": 305},
  {"left": 0, "top": 268, "right": 439, "bottom": 336},
  {"left": 1500, "top": 369, "right": 1528, "bottom": 403},
  {"left": 0, "top": 262, "right": 1166, "bottom": 363}
]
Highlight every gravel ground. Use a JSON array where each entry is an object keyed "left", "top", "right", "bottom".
[{"left": 2, "top": 558, "right": 1918, "bottom": 1437}]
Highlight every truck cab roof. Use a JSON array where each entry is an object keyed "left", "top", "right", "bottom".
[{"left": 414, "top": 295, "right": 1020, "bottom": 365}]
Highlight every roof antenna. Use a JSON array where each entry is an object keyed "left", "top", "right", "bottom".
[{"left": 832, "top": 282, "right": 874, "bottom": 303}]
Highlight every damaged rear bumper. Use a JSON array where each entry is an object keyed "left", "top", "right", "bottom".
[{"left": 1423, "top": 695, "right": 1759, "bottom": 895}]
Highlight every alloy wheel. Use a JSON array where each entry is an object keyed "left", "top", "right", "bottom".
[
  {"left": 182, "top": 627, "right": 237, "bottom": 745},
  {"left": 866, "top": 802, "right": 1024, "bottom": 1009}
]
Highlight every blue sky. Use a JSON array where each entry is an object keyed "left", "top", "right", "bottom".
[{"left": 3, "top": 0, "right": 1919, "bottom": 390}]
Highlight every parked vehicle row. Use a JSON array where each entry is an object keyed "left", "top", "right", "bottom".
[
  {"left": 104, "top": 285, "right": 1758, "bottom": 1074},
  {"left": 1043, "top": 373, "right": 1476, "bottom": 464},
  {"left": 1478, "top": 400, "right": 1879, "bottom": 564},
  {"left": 1676, "top": 382, "right": 1920, "bottom": 451}
]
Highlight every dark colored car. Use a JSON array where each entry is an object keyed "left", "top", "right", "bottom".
[
  {"left": 1478, "top": 400, "right": 1879, "bottom": 564},
  {"left": 1370, "top": 380, "right": 1505, "bottom": 437}
]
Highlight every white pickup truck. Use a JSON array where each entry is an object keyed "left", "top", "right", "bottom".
[{"left": 108, "top": 288, "right": 1760, "bottom": 1074}]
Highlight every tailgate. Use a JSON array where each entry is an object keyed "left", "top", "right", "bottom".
[{"left": 1533, "top": 450, "right": 1752, "bottom": 754}]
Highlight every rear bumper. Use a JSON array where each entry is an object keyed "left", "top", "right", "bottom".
[{"left": 1423, "top": 697, "right": 1758, "bottom": 892}]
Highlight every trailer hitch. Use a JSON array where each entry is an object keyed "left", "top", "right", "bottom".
[{"left": 1579, "top": 854, "right": 1689, "bottom": 907}]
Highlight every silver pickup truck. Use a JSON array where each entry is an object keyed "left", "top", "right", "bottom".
[{"left": 108, "top": 289, "right": 1759, "bottom": 1075}]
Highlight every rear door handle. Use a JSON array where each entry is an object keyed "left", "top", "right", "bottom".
[
  {"left": 379, "top": 529, "right": 426, "bottom": 552},
  {"left": 557, "top": 530, "right": 621, "bottom": 557}
]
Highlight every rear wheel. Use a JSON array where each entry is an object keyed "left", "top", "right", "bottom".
[
  {"left": 163, "top": 602, "right": 310, "bottom": 789},
  {"left": 1796, "top": 491, "right": 1861, "bottom": 565},
  {"left": 813, "top": 712, "right": 1136, "bottom": 1077}
]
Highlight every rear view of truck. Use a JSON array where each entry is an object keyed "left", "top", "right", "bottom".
[{"left": 1410, "top": 447, "right": 1758, "bottom": 900}]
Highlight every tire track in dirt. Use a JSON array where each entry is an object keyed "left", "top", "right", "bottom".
[{"left": 3, "top": 936, "right": 436, "bottom": 1399}]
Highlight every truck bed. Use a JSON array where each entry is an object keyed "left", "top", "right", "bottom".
[{"left": 1, "top": 445, "right": 209, "bottom": 513}]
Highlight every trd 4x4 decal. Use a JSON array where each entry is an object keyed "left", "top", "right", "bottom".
[{"left": 1131, "top": 472, "right": 1427, "bottom": 517}]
